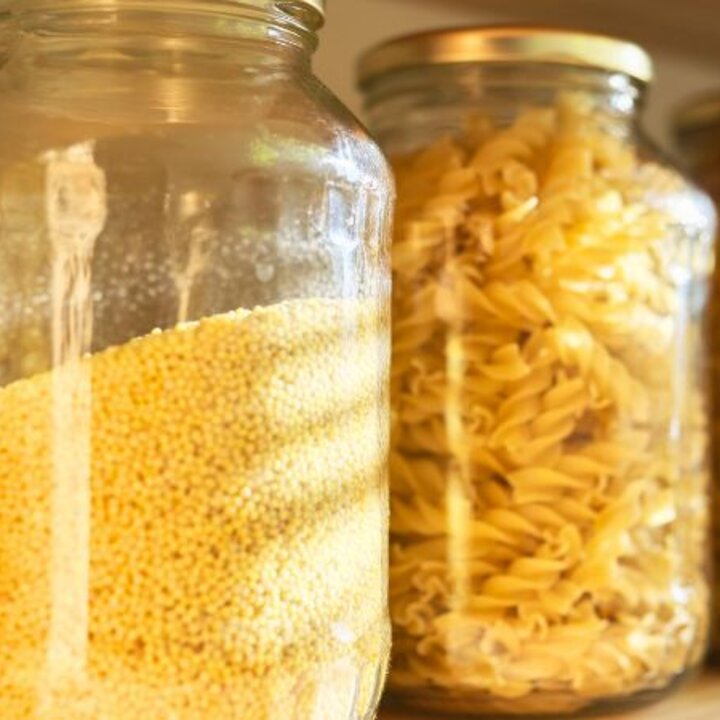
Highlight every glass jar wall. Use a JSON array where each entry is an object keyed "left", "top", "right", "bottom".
[
  {"left": 360, "top": 27, "right": 715, "bottom": 716},
  {"left": 0, "top": 1, "right": 393, "bottom": 718},
  {"left": 675, "top": 94, "right": 720, "bottom": 659}
]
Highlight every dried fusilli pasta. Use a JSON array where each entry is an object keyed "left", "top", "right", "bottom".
[{"left": 388, "top": 94, "right": 712, "bottom": 714}]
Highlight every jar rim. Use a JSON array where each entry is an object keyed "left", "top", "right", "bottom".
[
  {"left": 277, "top": 0, "right": 323, "bottom": 22},
  {"left": 357, "top": 25, "right": 653, "bottom": 88},
  {"left": 10, "top": 0, "right": 325, "bottom": 23}
]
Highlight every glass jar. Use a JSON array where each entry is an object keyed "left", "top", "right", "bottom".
[
  {"left": 359, "top": 27, "right": 715, "bottom": 716},
  {"left": 0, "top": 3, "right": 13, "bottom": 66},
  {"left": 0, "top": 1, "right": 393, "bottom": 719},
  {"left": 675, "top": 94, "right": 720, "bottom": 659}
]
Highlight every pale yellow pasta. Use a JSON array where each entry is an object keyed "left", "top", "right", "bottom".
[{"left": 388, "top": 95, "right": 711, "bottom": 714}]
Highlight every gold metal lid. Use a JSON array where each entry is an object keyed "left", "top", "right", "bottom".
[
  {"left": 674, "top": 93, "right": 720, "bottom": 135},
  {"left": 358, "top": 26, "right": 653, "bottom": 87}
]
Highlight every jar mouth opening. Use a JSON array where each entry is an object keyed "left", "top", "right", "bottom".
[{"left": 357, "top": 25, "right": 653, "bottom": 89}]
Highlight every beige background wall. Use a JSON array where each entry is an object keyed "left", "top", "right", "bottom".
[{"left": 314, "top": 0, "right": 720, "bottom": 152}]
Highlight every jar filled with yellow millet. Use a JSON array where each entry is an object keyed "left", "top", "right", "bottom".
[
  {"left": 359, "top": 26, "right": 716, "bottom": 716},
  {"left": 675, "top": 93, "right": 720, "bottom": 659},
  {"left": 0, "top": 1, "right": 393, "bottom": 718}
]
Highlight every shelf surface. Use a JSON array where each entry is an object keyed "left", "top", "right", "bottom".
[{"left": 378, "top": 668, "right": 720, "bottom": 720}]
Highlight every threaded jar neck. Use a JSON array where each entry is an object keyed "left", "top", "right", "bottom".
[
  {"left": 362, "top": 63, "right": 646, "bottom": 154},
  {"left": 2, "top": 0, "right": 324, "bottom": 124},
  {"left": 10, "top": 0, "right": 321, "bottom": 67}
]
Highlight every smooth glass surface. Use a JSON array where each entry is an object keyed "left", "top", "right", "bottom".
[{"left": 0, "top": 2, "right": 393, "bottom": 718}]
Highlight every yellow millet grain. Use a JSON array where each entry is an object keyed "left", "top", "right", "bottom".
[{"left": 0, "top": 297, "right": 390, "bottom": 720}]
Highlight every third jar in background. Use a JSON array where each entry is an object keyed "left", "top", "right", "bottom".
[
  {"left": 359, "top": 27, "right": 716, "bottom": 716},
  {"left": 675, "top": 94, "right": 720, "bottom": 659}
]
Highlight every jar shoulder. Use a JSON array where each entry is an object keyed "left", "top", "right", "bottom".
[{"left": 0, "top": 67, "right": 393, "bottom": 194}]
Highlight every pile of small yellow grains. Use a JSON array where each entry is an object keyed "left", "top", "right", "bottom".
[{"left": 0, "top": 297, "right": 389, "bottom": 720}]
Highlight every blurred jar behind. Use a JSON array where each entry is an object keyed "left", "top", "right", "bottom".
[{"left": 675, "top": 93, "right": 720, "bottom": 660}]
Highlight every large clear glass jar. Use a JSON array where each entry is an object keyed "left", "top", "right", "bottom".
[
  {"left": 0, "top": 1, "right": 393, "bottom": 718},
  {"left": 359, "top": 27, "right": 715, "bottom": 717},
  {"left": 675, "top": 94, "right": 720, "bottom": 659}
]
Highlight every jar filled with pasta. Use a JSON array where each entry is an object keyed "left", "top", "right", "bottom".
[
  {"left": 0, "top": 1, "right": 392, "bottom": 718},
  {"left": 675, "top": 93, "right": 720, "bottom": 659},
  {"left": 359, "top": 26, "right": 716, "bottom": 716}
]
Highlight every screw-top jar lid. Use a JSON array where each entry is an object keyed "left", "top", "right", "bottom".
[{"left": 358, "top": 25, "right": 653, "bottom": 87}]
